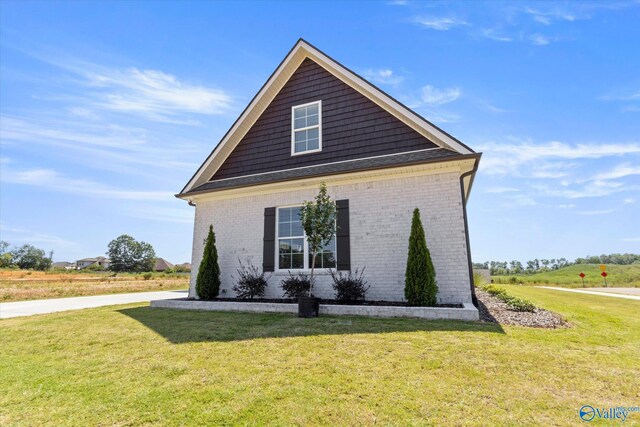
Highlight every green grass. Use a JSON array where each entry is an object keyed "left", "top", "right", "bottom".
[
  {"left": 493, "top": 263, "right": 640, "bottom": 288},
  {"left": 1, "top": 286, "right": 639, "bottom": 426}
]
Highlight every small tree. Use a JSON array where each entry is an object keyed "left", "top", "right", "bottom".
[
  {"left": 299, "top": 183, "right": 336, "bottom": 296},
  {"left": 196, "top": 225, "right": 221, "bottom": 300},
  {"left": 404, "top": 208, "right": 438, "bottom": 306}
]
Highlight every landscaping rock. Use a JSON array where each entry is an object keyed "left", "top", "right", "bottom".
[{"left": 476, "top": 289, "right": 569, "bottom": 328}]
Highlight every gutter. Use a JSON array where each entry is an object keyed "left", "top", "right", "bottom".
[
  {"left": 459, "top": 154, "right": 481, "bottom": 308},
  {"left": 176, "top": 152, "right": 482, "bottom": 200}
]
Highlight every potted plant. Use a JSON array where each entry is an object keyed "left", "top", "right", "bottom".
[{"left": 298, "top": 183, "right": 337, "bottom": 317}]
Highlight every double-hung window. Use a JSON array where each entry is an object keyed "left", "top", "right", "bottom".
[
  {"left": 291, "top": 100, "right": 322, "bottom": 155},
  {"left": 277, "top": 206, "right": 336, "bottom": 270}
]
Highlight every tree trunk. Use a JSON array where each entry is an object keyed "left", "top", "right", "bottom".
[{"left": 309, "top": 249, "right": 317, "bottom": 296}]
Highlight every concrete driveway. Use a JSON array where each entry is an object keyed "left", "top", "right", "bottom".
[{"left": 0, "top": 290, "right": 188, "bottom": 319}]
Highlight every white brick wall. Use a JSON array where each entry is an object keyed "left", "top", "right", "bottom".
[{"left": 188, "top": 171, "right": 473, "bottom": 304}]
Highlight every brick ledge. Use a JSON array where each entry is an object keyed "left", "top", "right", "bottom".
[{"left": 150, "top": 299, "right": 479, "bottom": 321}]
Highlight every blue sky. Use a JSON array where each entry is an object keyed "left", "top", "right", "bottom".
[{"left": 1, "top": 1, "right": 639, "bottom": 264}]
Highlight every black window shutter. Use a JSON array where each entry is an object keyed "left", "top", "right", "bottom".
[
  {"left": 263, "top": 207, "right": 276, "bottom": 272},
  {"left": 336, "top": 199, "right": 350, "bottom": 271}
]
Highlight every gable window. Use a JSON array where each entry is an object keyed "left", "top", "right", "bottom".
[
  {"left": 277, "top": 206, "right": 336, "bottom": 270},
  {"left": 291, "top": 100, "right": 322, "bottom": 155}
]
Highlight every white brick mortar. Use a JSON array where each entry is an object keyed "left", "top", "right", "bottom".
[{"left": 188, "top": 171, "right": 473, "bottom": 304}]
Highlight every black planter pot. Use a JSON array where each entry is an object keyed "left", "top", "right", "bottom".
[{"left": 298, "top": 295, "right": 320, "bottom": 318}]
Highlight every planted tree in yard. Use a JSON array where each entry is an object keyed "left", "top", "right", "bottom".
[
  {"left": 404, "top": 208, "right": 438, "bottom": 306},
  {"left": 299, "top": 182, "right": 337, "bottom": 295},
  {"left": 107, "top": 235, "right": 156, "bottom": 272},
  {"left": 196, "top": 225, "right": 221, "bottom": 300}
]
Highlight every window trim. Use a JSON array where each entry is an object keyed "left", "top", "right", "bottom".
[
  {"left": 275, "top": 204, "right": 336, "bottom": 272},
  {"left": 291, "top": 100, "right": 322, "bottom": 156}
]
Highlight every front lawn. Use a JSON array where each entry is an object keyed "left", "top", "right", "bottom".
[{"left": 1, "top": 286, "right": 639, "bottom": 425}]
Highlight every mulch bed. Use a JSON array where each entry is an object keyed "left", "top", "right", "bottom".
[
  {"left": 179, "top": 296, "right": 462, "bottom": 308},
  {"left": 476, "top": 289, "right": 569, "bottom": 328}
]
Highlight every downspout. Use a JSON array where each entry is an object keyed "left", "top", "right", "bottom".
[
  {"left": 459, "top": 156, "right": 481, "bottom": 307},
  {"left": 187, "top": 199, "right": 197, "bottom": 298}
]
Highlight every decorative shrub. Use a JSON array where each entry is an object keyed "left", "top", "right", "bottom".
[
  {"left": 482, "top": 285, "right": 536, "bottom": 312},
  {"left": 232, "top": 259, "right": 270, "bottom": 299},
  {"left": 404, "top": 208, "right": 438, "bottom": 306},
  {"left": 196, "top": 225, "right": 221, "bottom": 300},
  {"left": 330, "top": 268, "right": 369, "bottom": 302},
  {"left": 280, "top": 272, "right": 312, "bottom": 299}
]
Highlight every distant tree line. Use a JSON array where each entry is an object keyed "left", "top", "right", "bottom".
[
  {"left": 0, "top": 235, "right": 162, "bottom": 273},
  {"left": 0, "top": 241, "right": 53, "bottom": 271},
  {"left": 574, "top": 253, "right": 640, "bottom": 266},
  {"left": 473, "top": 253, "right": 639, "bottom": 276}
]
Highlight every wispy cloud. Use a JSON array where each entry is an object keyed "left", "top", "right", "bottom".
[
  {"left": 20, "top": 51, "right": 232, "bottom": 124},
  {"left": 0, "top": 115, "right": 198, "bottom": 176},
  {"left": 126, "top": 206, "right": 193, "bottom": 224},
  {"left": 480, "top": 29, "right": 512, "bottom": 42},
  {"left": 3, "top": 166, "right": 173, "bottom": 201},
  {"left": 83, "top": 66, "right": 231, "bottom": 121},
  {"left": 623, "top": 198, "right": 636, "bottom": 204},
  {"left": 599, "top": 90, "right": 640, "bottom": 102},
  {"left": 0, "top": 224, "right": 78, "bottom": 248},
  {"left": 509, "top": 194, "right": 537, "bottom": 207},
  {"left": 421, "top": 85, "right": 462, "bottom": 105},
  {"left": 592, "top": 163, "right": 640, "bottom": 180},
  {"left": 533, "top": 180, "right": 625, "bottom": 199},
  {"left": 622, "top": 237, "right": 640, "bottom": 242},
  {"left": 413, "top": 16, "right": 468, "bottom": 31},
  {"left": 525, "top": 7, "right": 578, "bottom": 25},
  {"left": 486, "top": 187, "right": 519, "bottom": 193},
  {"left": 362, "top": 68, "right": 404, "bottom": 86},
  {"left": 577, "top": 209, "right": 614, "bottom": 215},
  {"left": 529, "top": 34, "right": 552, "bottom": 46},
  {"left": 479, "top": 140, "right": 640, "bottom": 176}
]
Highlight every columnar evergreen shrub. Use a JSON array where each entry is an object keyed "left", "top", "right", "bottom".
[
  {"left": 404, "top": 208, "right": 438, "bottom": 306},
  {"left": 196, "top": 225, "right": 221, "bottom": 300}
]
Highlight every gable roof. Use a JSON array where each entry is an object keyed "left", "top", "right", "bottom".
[
  {"left": 179, "top": 39, "right": 475, "bottom": 196},
  {"left": 154, "top": 258, "right": 175, "bottom": 271}
]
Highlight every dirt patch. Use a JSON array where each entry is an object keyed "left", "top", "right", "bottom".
[{"left": 476, "top": 289, "right": 569, "bottom": 328}]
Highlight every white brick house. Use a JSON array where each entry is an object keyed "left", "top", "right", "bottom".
[{"left": 178, "top": 39, "right": 481, "bottom": 306}]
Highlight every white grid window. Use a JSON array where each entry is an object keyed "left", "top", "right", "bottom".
[
  {"left": 291, "top": 101, "right": 322, "bottom": 155},
  {"left": 277, "top": 206, "right": 336, "bottom": 270}
]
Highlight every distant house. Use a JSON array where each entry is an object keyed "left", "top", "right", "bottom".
[
  {"left": 176, "top": 262, "right": 191, "bottom": 271},
  {"left": 76, "top": 257, "right": 111, "bottom": 270},
  {"left": 154, "top": 258, "right": 175, "bottom": 272},
  {"left": 51, "top": 261, "right": 76, "bottom": 270}
]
